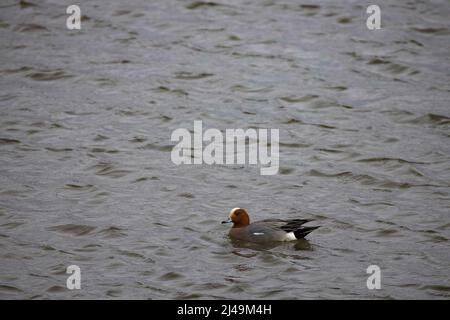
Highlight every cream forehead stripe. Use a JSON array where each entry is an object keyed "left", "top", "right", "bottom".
[{"left": 229, "top": 208, "right": 241, "bottom": 215}]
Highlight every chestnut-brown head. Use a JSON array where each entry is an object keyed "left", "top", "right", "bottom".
[{"left": 221, "top": 208, "right": 250, "bottom": 228}]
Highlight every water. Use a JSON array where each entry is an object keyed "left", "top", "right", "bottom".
[{"left": 0, "top": 0, "right": 449, "bottom": 299}]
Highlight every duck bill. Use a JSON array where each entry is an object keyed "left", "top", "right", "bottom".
[{"left": 221, "top": 218, "right": 232, "bottom": 224}]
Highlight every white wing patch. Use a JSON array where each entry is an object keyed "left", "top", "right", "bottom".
[
  {"left": 285, "top": 232, "right": 297, "bottom": 241},
  {"left": 253, "top": 232, "right": 264, "bottom": 236}
]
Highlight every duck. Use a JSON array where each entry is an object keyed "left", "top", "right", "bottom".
[{"left": 222, "top": 208, "right": 319, "bottom": 243}]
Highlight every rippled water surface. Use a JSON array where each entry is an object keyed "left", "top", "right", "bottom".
[{"left": 1, "top": 0, "right": 449, "bottom": 299}]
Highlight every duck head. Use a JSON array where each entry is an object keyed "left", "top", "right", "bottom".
[{"left": 221, "top": 208, "right": 250, "bottom": 228}]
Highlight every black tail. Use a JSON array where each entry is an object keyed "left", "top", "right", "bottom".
[{"left": 293, "top": 226, "right": 320, "bottom": 239}]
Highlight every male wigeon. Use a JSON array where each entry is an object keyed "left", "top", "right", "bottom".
[{"left": 222, "top": 208, "right": 319, "bottom": 243}]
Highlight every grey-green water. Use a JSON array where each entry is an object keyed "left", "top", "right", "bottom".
[{"left": 0, "top": 0, "right": 449, "bottom": 299}]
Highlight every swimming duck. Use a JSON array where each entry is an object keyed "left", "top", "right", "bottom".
[{"left": 222, "top": 208, "right": 319, "bottom": 243}]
